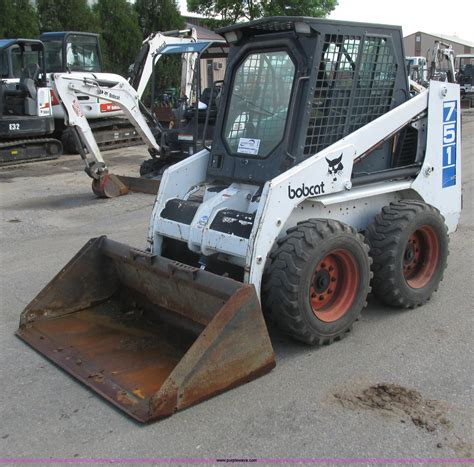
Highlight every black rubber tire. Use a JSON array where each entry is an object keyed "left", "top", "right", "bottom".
[
  {"left": 365, "top": 200, "right": 449, "bottom": 308},
  {"left": 60, "top": 128, "right": 80, "bottom": 154},
  {"left": 139, "top": 158, "right": 156, "bottom": 177},
  {"left": 263, "top": 219, "right": 372, "bottom": 345},
  {"left": 139, "top": 158, "right": 170, "bottom": 178}
]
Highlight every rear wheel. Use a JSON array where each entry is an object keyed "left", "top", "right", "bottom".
[
  {"left": 365, "top": 200, "right": 449, "bottom": 308},
  {"left": 263, "top": 219, "right": 372, "bottom": 345}
]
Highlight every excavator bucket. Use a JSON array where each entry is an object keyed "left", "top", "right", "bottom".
[
  {"left": 91, "top": 175, "right": 161, "bottom": 198},
  {"left": 16, "top": 237, "right": 275, "bottom": 423}
]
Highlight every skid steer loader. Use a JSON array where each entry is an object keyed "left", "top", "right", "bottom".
[{"left": 17, "top": 17, "right": 462, "bottom": 423}]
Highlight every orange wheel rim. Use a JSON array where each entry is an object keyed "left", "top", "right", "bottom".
[
  {"left": 403, "top": 226, "right": 439, "bottom": 289},
  {"left": 310, "top": 250, "right": 360, "bottom": 323}
]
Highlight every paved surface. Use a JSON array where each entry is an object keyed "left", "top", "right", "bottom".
[{"left": 0, "top": 117, "right": 472, "bottom": 460}]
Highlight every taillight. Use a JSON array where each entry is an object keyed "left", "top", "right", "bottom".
[{"left": 50, "top": 90, "right": 60, "bottom": 106}]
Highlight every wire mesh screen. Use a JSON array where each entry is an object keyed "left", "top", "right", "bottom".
[
  {"left": 349, "top": 37, "right": 397, "bottom": 132},
  {"left": 224, "top": 51, "right": 295, "bottom": 157},
  {"left": 304, "top": 35, "right": 361, "bottom": 155},
  {"left": 304, "top": 34, "right": 397, "bottom": 156}
]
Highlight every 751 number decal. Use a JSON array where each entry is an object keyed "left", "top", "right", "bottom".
[{"left": 442, "top": 101, "right": 457, "bottom": 188}]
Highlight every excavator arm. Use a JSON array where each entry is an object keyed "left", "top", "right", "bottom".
[
  {"left": 53, "top": 73, "right": 162, "bottom": 197},
  {"left": 430, "top": 41, "right": 456, "bottom": 83},
  {"left": 129, "top": 29, "right": 198, "bottom": 100},
  {"left": 52, "top": 30, "right": 223, "bottom": 198}
]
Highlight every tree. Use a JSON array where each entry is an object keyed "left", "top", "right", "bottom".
[
  {"left": 37, "top": 0, "right": 99, "bottom": 33},
  {"left": 262, "top": 0, "right": 338, "bottom": 18},
  {"left": 94, "top": 0, "right": 143, "bottom": 75},
  {"left": 135, "top": 0, "right": 184, "bottom": 38},
  {"left": 187, "top": 0, "right": 338, "bottom": 25},
  {"left": 0, "top": 0, "right": 39, "bottom": 38}
]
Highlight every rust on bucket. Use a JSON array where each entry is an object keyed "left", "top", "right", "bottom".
[{"left": 16, "top": 237, "right": 275, "bottom": 422}]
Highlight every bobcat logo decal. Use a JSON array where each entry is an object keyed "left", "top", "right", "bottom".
[{"left": 326, "top": 154, "right": 344, "bottom": 181}]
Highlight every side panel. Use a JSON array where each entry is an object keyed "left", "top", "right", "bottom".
[
  {"left": 246, "top": 91, "right": 429, "bottom": 293},
  {"left": 37, "top": 88, "right": 52, "bottom": 117},
  {"left": 411, "top": 81, "right": 461, "bottom": 232}
]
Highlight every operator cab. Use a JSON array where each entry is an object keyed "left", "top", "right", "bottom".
[
  {"left": 456, "top": 54, "right": 474, "bottom": 97},
  {"left": 209, "top": 17, "right": 411, "bottom": 184},
  {"left": 0, "top": 39, "right": 53, "bottom": 136},
  {"left": 140, "top": 38, "right": 228, "bottom": 174},
  {"left": 0, "top": 38, "right": 45, "bottom": 87},
  {"left": 40, "top": 32, "right": 102, "bottom": 73}
]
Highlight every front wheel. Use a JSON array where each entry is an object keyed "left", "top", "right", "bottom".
[
  {"left": 365, "top": 200, "right": 449, "bottom": 308},
  {"left": 263, "top": 219, "right": 372, "bottom": 345}
]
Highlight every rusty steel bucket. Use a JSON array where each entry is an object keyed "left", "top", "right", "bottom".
[{"left": 16, "top": 237, "right": 275, "bottom": 423}]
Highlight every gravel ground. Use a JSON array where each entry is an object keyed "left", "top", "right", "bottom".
[{"left": 0, "top": 114, "right": 472, "bottom": 461}]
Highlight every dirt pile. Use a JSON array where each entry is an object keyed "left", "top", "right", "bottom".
[{"left": 333, "top": 383, "right": 450, "bottom": 432}]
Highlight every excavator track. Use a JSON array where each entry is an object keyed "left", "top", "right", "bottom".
[
  {"left": 0, "top": 137, "right": 62, "bottom": 166},
  {"left": 61, "top": 119, "right": 143, "bottom": 154},
  {"left": 94, "top": 126, "right": 143, "bottom": 152}
]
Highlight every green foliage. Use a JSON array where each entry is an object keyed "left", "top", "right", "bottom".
[
  {"left": 135, "top": 0, "right": 184, "bottom": 38},
  {"left": 187, "top": 0, "right": 338, "bottom": 24},
  {"left": 37, "top": 0, "right": 99, "bottom": 33},
  {"left": 0, "top": 0, "right": 187, "bottom": 80},
  {"left": 94, "top": 0, "right": 143, "bottom": 75},
  {"left": 262, "top": 0, "right": 338, "bottom": 17},
  {"left": 0, "top": 0, "right": 40, "bottom": 38}
]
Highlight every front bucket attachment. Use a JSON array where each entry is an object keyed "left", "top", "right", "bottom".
[{"left": 16, "top": 237, "right": 275, "bottom": 423}]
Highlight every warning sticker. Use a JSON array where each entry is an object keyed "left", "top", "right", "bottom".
[{"left": 237, "top": 138, "right": 260, "bottom": 155}]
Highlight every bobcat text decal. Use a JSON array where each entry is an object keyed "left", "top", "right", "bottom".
[{"left": 288, "top": 182, "right": 325, "bottom": 199}]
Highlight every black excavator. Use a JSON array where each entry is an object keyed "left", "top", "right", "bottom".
[{"left": 0, "top": 39, "right": 62, "bottom": 165}]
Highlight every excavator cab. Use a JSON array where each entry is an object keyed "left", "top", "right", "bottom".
[
  {"left": 139, "top": 39, "right": 228, "bottom": 176},
  {"left": 0, "top": 39, "right": 61, "bottom": 164},
  {"left": 41, "top": 32, "right": 103, "bottom": 73}
]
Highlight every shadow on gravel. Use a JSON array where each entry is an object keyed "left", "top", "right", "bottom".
[{"left": 8, "top": 193, "right": 105, "bottom": 210}]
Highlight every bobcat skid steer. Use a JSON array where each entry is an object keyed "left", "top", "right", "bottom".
[{"left": 17, "top": 17, "right": 462, "bottom": 423}]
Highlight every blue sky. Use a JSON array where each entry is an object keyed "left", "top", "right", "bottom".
[{"left": 179, "top": 0, "right": 473, "bottom": 43}]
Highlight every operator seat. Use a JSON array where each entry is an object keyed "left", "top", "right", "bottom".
[
  {"left": 19, "top": 63, "right": 40, "bottom": 100},
  {"left": 18, "top": 63, "right": 40, "bottom": 116}
]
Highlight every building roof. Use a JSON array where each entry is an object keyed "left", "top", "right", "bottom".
[
  {"left": 404, "top": 31, "right": 474, "bottom": 48},
  {"left": 185, "top": 22, "right": 224, "bottom": 42}
]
